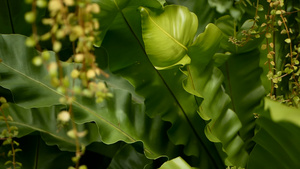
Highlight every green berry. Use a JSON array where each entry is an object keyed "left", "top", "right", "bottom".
[
  {"left": 32, "top": 56, "right": 43, "bottom": 66},
  {"left": 36, "top": 0, "right": 47, "bottom": 8},
  {"left": 41, "top": 50, "right": 50, "bottom": 61},
  {"left": 25, "top": 11, "right": 36, "bottom": 23},
  {"left": 53, "top": 41, "right": 62, "bottom": 52},
  {"left": 25, "top": 37, "right": 36, "bottom": 47}
]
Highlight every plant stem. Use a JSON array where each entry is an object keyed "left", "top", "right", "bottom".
[{"left": 0, "top": 107, "right": 16, "bottom": 169}]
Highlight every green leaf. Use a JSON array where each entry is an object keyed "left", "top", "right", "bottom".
[
  {"left": 185, "top": 24, "right": 249, "bottom": 167},
  {"left": 140, "top": 5, "right": 197, "bottom": 68},
  {"left": 0, "top": 34, "right": 61, "bottom": 108},
  {"left": 221, "top": 49, "right": 265, "bottom": 150},
  {"left": 0, "top": 134, "right": 74, "bottom": 169},
  {"left": 248, "top": 100, "right": 300, "bottom": 169},
  {"left": 0, "top": 0, "right": 13, "bottom": 34},
  {"left": 92, "top": 0, "right": 131, "bottom": 46},
  {"left": 0, "top": 0, "right": 48, "bottom": 35},
  {"left": 107, "top": 144, "right": 151, "bottom": 169},
  {"left": 92, "top": 0, "right": 165, "bottom": 46},
  {"left": 215, "top": 16, "right": 264, "bottom": 54},
  {"left": 166, "top": 0, "right": 222, "bottom": 34},
  {"left": 0, "top": 34, "right": 179, "bottom": 159},
  {"left": 0, "top": 103, "right": 100, "bottom": 151},
  {"left": 101, "top": 2, "right": 224, "bottom": 168},
  {"left": 159, "top": 157, "right": 198, "bottom": 169},
  {"left": 264, "top": 98, "right": 300, "bottom": 127}
]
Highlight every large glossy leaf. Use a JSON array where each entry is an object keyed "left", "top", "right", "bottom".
[
  {"left": 158, "top": 68, "right": 224, "bottom": 168},
  {"left": 221, "top": 49, "right": 265, "bottom": 150},
  {"left": 185, "top": 24, "right": 249, "bottom": 167},
  {"left": 0, "top": 103, "right": 100, "bottom": 151},
  {"left": 0, "top": 34, "right": 179, "bottom": 159},
  {"left": 101, "top": 2, "right": 224, "bottom": 168},
  {"left": 0, "top": 35, "right": 61, "bottom": 108},
  {"left": 140, "top": 5, "right": 197, "bottom": 68},
  {"left": 248, "top": 99, "right": 300, "bottom": 168}
]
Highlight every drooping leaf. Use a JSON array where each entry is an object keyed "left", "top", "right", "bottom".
[
  {"left": 184, "top": 24, "right": 249, "bottom": 167},
  {"left": 0, "top": 34, "right": 179, "bottom": 159},
  {"left": 140, "top": 5, "right": 197, "bottom": 68},
  {"left": 248, "top": 99, "right": 300, "bottom": 168},
  {"left": 101, "top": 2, "right": 224, "bottom": 168}
]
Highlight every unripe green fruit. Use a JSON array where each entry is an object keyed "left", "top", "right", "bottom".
[
  {"left": 53, "top": 41, "right": 62, "bottom": 52},
  {"left": 41, "top": 50, "right": 50, "bottom": 61},
  {"left": 57, "top": 111, "right": 70, "bottom": 122},
  {"left": 25, "top": 11, "right": 36, "bottom": 23},
  {"left": 79, "top": 165, "right": 88, "bottom": 169},
  {"left": 25, "top": 37, "right": 36, "bottom": 47},
  {"left": 71, "top": 69, "right": 80, "bottom": 79},
  {"left": 87, "top": 69, "right": 96, "bottom": 79},
  {"left": 32, "top": 56, "right": 43, "bottom": 66},
  {"left": 37, "top": 0, "right": 47, "bottom": 8},
  {"left": 74, "top": 54, "right": 84, "bottom": 63}
]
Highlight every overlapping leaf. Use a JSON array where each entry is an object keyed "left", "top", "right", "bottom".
[
  {"left": 0, "top": 34, "right": 179, "bottom": 159},
  {"left": 184, "top": 24, "right": 249, "bottom": 167},
  {"left": 221, "top": 49, "right": 265, "bottom": 150},
  {"left": 0, "top": 103, "right": 100, "bottom": 151},
  {"left": 140, "top": 5, "right": 197, "bottom": 68},
  {"left": 101, "top": 3, "right": 224, "bottom": 168},
  {"left": 248, "top": 98, "right": 300, "bottom": 169}
]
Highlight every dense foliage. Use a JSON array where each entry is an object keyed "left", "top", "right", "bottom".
[{"left": 1, "top": 0, "right": 300, "bottom": 168}]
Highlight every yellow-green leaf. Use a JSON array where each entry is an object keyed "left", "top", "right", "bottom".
[{"left": 140, "top": 5, "right": 198, "bottom": 68}]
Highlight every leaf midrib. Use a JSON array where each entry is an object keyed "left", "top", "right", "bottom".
[
  {"left": 0, "top": 62, "right": 153, "bottom": 155},
  {"left": 141, "top": 7, "right": 188, "bottom": 51},
  {"left": 114, "top": 3, "right": 221, "bottom": 168},
  {"left": 5, "top": 121, "right": 75, "bottom": 145}
]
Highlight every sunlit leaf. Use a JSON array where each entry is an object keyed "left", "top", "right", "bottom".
[{"left": 140, "top": 5, "right": 197, "bottom": 68}]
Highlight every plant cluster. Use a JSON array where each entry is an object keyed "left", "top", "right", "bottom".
[
  {"left": 230, "top": 0, "right": 300, "bottom": 107},
  {"left": 0, "top": 98, "right": 21, "bottom": 169},
  {"left": 1, "top": 0, "right": 300, "bottom": 169},
  {"left": 5, "top": 0, "right": 110, "bottom": 168}
]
